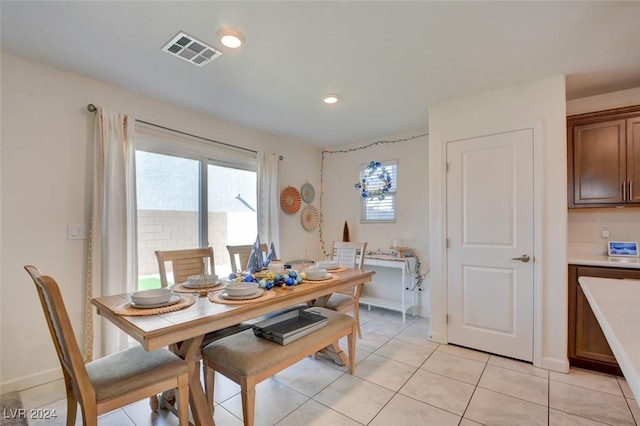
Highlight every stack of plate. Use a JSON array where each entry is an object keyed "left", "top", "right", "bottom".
[
  {"left": 304, "top": 267, "right": 330, "bottom": 281},
  {"left": 130, "top": 288, "right": 181, "bottom": 309},
  {"left": 183, "top": 274, "right": 220, "bottom": 288},
  {"left": 221, "top": 282, "right": 263, "bottom": 300},
  {"left": 316, "top": 260, "right": 339, "bottom": 270}
]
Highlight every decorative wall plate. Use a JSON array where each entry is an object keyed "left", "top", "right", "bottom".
[
  {"left": 301, "top": 205, "right": 320, "bottom": 231},
  {"left": 280, "top": 186, "right": 301, "bottom": 214},
  {"left": 300, "top": 183, "right": 315, "bottom": 204}
]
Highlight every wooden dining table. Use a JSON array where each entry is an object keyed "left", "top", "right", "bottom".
[{"left": 92, "top": 268, "right": 374, "bottom": 426}]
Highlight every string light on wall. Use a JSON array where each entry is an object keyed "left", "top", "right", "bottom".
[{"left": 317, "top": 133, "right": 428, "bottom": 256}]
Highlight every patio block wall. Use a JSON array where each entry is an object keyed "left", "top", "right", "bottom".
[{"left": 137, "top": 209, "right": 229, "bottom": 275}]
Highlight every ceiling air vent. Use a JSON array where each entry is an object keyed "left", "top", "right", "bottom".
[{"left": 162, "top": 32, "right": 222, "bottom": 67}]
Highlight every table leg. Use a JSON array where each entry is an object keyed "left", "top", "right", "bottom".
[
  {"left": 174, "top": 336, "right": 214, "bottom": 426},
  {"left": 317, "top": 341, "right": 348, "bottom": 366}
]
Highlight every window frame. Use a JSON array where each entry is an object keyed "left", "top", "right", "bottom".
[
  {"left": 359, "top": 159, "right": 398, "bottom": 223},
  {"left": 135, "top": 124, "right": 258, "bottom": 249}
]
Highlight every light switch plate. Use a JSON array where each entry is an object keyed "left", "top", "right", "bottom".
[{"left": 67, "top": 224, "right": 86, "bottom": 240}]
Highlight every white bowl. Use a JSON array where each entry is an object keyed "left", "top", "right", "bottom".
[
  {"left": 131, "top": 288, "right": 173, "bottom": 305},
  {"left": 305, "top": 267, "right": 328, "bottom": 279},
  {"left": 187, "top": 274, "right": 218, "bottom": 285},
  {"left": 316, "top": 260, "right": 338, "bottom": 270},
  {"left": 225, "top": 281, "right": 259, "bottom": 297}
]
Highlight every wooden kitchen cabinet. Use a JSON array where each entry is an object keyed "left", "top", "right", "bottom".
[
  {"left": 568, "top": 105, "right": 640, "bottom": 207},
  {"left": 568, "top": 264, "right": 640, "bottom": 375}
]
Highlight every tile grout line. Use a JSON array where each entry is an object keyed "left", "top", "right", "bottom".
[{"left": 457, "top": 354, "right": 489, "bottom": 424}]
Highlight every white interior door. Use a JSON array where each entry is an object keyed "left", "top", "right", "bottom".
[{"left": 446, "top": 128, "right": 534, "bottom": 361}]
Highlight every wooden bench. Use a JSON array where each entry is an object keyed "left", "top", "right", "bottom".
[{"left": 201, "top": 307, "right": 356, "bottom": 426}]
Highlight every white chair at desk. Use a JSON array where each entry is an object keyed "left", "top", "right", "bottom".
[{"left": 315, "top": 241, "right": 368, "bottom": 338}]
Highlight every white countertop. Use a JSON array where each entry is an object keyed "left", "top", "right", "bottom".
[
  {"left": 578, "top": 277, "right": 640, "bottom": 402},
  {"left": 569, "top": 254, "right": 640, "bottom": 269}
]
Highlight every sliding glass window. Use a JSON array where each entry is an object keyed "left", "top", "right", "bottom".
[{"left": 135, "top": 124, "right": 257, "bottom": 289}]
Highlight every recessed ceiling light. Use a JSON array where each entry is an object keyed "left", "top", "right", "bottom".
[
  {"left": 217, "top": 29, "right": 244, "bottom": 49},
  {"left": 322, "top": 94, "right": 340, "bottom": 104}
]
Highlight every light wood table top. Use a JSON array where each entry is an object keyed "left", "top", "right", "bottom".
[{"left": 92, "top": 268, "right": 374, "bottom": 426}]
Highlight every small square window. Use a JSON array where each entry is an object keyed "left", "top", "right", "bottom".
[{"left": 359, "top": 161, "right": 397, "bottom": 223}]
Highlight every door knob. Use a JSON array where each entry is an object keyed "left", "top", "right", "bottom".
[{"left": 510, "top": 254, "right": 530, "bottom": 263}]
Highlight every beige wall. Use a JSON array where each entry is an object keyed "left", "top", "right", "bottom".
[
  {"left": 0, "top": 53, "right": 323, "bottom": 391},
  {"left": 322, "top": 132, "right": 430, "bottom": 317},
  {"left": 429, "top": 75, "right": 569, "bottom": 373},
  {"left": 566, "top": 87, "right": 640, "bottom": 255}
]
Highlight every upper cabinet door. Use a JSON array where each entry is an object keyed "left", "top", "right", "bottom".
[
  {"left": 627, "top": 116, "right": 640, "bottom": 204},
  {"left": 567, "top": 105, "right": 640, "bottom": 208},
  {"left": 571, "top": 119, "right": 626, "bottom": 206}
]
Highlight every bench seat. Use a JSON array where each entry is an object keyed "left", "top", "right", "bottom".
[{"left": 201, "top": 307, "right": 356, "bottom": 426}]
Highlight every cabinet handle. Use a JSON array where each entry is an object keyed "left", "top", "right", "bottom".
[
  {"left": 629, "top": 181, "right": 633, "bottom": 201},
  {"left": 622, "top": 181, "right": 627, "bottom": 201}
]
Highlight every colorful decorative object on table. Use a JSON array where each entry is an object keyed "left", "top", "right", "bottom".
[
  {"left": 246, "top": 235, "right": 265, "bottom": 272},
  {"left": 301, "top": 205, "right": 320, "bottom": 231},
  {"left": 227, "top": 269, "right": 305, "bottom": 291},
  {"left": 354, "top": 161, "right": 392, "bottom": 201},
  {"left": 280, "top": 186, "right": 301, "bottom": 214},
  {"left": 300, "top": 183, "right": 315, "bottom": 204},
  {"left": 266, "top": 242, "right": 277, "bottom": 264}
]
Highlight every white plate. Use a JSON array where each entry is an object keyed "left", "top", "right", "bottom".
[
  {"left": 305, "top": 273, "right": 332, "bottom": 281},
  {"left": 182, "top": 280, "right": 223, "bottom": 289},
  {"left": 130, "top": 294, "right": 182, "bottom": 309},
  {"left": 220, "top": 288, "right": 264, "bottom": 300},
  {"left": 316, "top": 261, "right": 338, "bottom": 270}
]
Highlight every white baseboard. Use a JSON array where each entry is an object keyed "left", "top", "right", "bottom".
[
  {"left": 414, "top": 307, "right": 429, "bottom": 318},
  {"left": 542, "top": 356, "right": 570, "bottom": 373},
  {"left": 1, "top": 367, "right": 62, "bottom": 394},
  {"left": 427, "top": 329, "right": 446, "bottom": 344}
]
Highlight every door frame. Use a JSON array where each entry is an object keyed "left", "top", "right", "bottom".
[{"left": 429, "top": 121, "right": 544, "bottom": 368}]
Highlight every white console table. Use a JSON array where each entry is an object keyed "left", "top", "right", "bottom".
[{"left": 361, "top": 255, "right": 419, "bottom": 322}]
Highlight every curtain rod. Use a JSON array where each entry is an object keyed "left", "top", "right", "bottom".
[{"left": 87, "top": 103, "right": 283, "bottom": 159}]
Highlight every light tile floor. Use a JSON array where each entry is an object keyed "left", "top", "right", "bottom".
[{"left": 10, "top": 306, "right": 640, "bottom": 425}]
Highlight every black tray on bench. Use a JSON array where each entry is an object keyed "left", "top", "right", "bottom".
[{"left": 252, "top": 308, "right": 328, "bottom": 345}]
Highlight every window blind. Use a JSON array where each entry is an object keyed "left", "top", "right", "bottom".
[{"left": 361, "top": 161, "right": 397, "bottom": 222}]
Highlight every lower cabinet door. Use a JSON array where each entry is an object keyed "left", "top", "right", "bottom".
[{"left": 568, "top": 264, "right": 640, "bottom": 375}]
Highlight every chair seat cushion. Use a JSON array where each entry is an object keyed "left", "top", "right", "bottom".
[
  {"left": 86, "top": 346, "right": 187, "bottom": 401},
  {"left": 202, "top": 308, "right": 353, "bottom": 377}
]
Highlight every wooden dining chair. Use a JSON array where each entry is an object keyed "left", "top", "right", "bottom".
[
  {"left": 155, "top": 247, "right": 215, "bottom": 287},
  {"left": 226, "top": 244, "right": 268, "bottom": 273},
  {"left": 24, "top": 265, "right": 190, "bottom": 426},
  {"left": 155, "top": 248, "right": 252, "bottom": 347},
  {"left": 315, "top": 241, "right": 368, "bottom": 338}
]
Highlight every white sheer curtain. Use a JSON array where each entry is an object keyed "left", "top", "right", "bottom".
[
  {"left": 257, "top": 152, "right": 280, "bottom": 254},
  {"left": 85, "top": 107, "right": 137, "bottom": 359}
]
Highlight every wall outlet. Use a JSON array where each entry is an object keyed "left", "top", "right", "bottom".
[{"left": 600, "top": 224, "right": 610, "bottom": 239}]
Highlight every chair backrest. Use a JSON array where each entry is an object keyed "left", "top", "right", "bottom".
[
  {"left": 24, "top": 265, "right": 94, "bottom": 402},
  {"left": 155, "top": 247, "right": 215, "bottom": 287},
  {"left": 332, "top": 242, "right": 368, "bottom": 269},
  {"left": 226, "top": 244, "right": 268, "bottom": 273}
]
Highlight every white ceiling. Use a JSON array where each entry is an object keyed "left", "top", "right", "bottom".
[{"left": 2, "top": 1, "right": 639, "bottom": 146}]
